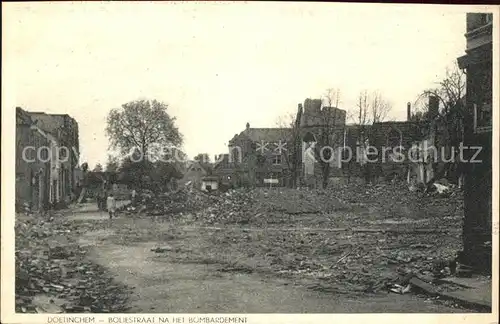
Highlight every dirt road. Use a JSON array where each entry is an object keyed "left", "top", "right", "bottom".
[{"left": 70, "top": 208, "right": 461, "bottom": 313}]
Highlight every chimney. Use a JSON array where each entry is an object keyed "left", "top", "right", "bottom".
[
  {"left": 407, "top": 102, "right": 411, "bottom": 121},
  {"left": 246, "top": 122, "right": 250, "bottom": 130},
  {"left": 428, "top": 96, "right": 439, "bottom": 120},
  {"left": 296, "top": 103, "right": 304, "bottom": 127}
]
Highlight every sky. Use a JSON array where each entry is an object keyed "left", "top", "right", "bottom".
[{"left": 3, "top": 2, "right": 476, "bottom": 167}]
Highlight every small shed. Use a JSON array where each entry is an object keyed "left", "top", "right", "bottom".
[{"left": 201, "top": 176, "right": 219, "bottom": 192}]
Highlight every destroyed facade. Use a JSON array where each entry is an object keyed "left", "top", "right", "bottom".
[
  {"left": 214, "top": 97, "right": 446, "bottom": 188},
  {"left": 457, "top": 12, "right": 493, "bottom": 273},
  {"left": 15, "top": 107, "right": 80, "bottom": 210}
]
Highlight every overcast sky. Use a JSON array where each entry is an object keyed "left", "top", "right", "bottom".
[{"left": 4, "top": 2, "right": 477, "bottom": 167}]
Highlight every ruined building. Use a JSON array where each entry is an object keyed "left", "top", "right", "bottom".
[
  {"left": 300, "top": 98, "right": 347, "bottom": 186},
  {"left": 15, "top": 107, "right": 80, "bottom": 210},
  {"left": 216, "top": 96, "right": 434, "bottom": 187},
  {"left": 457, "top": 13, "right": 493, "bottom": 273},
  {"left": 225, "top": 123, "right": 293, "bottom": 187},
  {"left": 214, "top": 99, "right": 347, "bottom": 188},
  {"left": 16, "top": 108, "right": 51, "bottom": 211}
]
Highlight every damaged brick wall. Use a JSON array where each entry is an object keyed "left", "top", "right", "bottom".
[{"left": 16, "top": 108, "right": 51, "bottom": 211}]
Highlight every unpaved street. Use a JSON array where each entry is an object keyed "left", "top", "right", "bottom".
[
  {"left": 17, "top": 185, "right": 470, "bottom": 313},
  {"left": 68, "top": 203, "right": 462, "bottom": 313}
]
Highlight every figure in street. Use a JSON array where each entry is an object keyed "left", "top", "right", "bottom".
[
  {"left": 107, "top": 193, "right": 116, "bottom": 219},
  {"left": 130, "top": 188, "right": 137, "bottom": 206},
  {"left": 97, "top": 187, "right": 106, "bottom": 210}
]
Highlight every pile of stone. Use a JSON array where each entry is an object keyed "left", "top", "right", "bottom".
[
  {"left": 192, "top": 187, "right": 352, "bottom": 225},
  {"left": 15, "top": 215, "right": 131, "bottom": 313},
  {"left": 123, "top": 187, "right": 262, "bottom": 223},
  {"left": 193, "top": 189, "right": 257, "bottom": 224},
  {"left": 193, "top": 184, "right": 463, "bottom": 293},
  {"left": 212, "top": 224, "right": 460, "bottom": 294},
  {"left": 122, "top": 188, "right": 220, "bottom": 217},
  {"left": 327, "top": 181, "right": 463, "bottom": 222}
]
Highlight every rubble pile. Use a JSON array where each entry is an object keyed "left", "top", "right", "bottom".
[
  {"left": 205, "top": 225, "right": 460, "bottom": 294},
  {"left": 113, "top": 180, "right": 464, "bottom": 295},
  {"left": 149, "top": 181, "right": 464, "bottom": 228},
  {"left": 121, "top": 188, "right": 219, "bottom": 216},
  {"left": 188, "top": 183, "right": 465, "bottom": 293},
  {"left": 190, "top": 188, "right": 351, "bottom": 225},
  {"left": 121, "top": 187, "right": 350, "bottom": 225},
  {"left": 193, "top": 189, "right": 257, "bottom": 224},
  {"left": 252, "top": 189, "right": 350, "bottom": 214},
  {"left": 147, "top": 189, "right": 218, "bottom": 216},
  {"left": 327, "top": 181, "right": 463, "bottom": 223},
  {"left": 15, "top": 215, "right": 131, "bottom": 313}
]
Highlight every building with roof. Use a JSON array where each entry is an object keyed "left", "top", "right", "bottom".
[
  {"left": 28, "top": 111, "right": 80, "bottom": 199},
  {"left": 212, "top": 154, "right": 238, "bottom": 189},
  {"left": 16, "top": 107, "right": 80, "bottom": 210},
  {"left": 217, "top": 98, "right": 349, "bottom": 188},
  {"left": 179, "top": 160, "right": 212, "bottom": 190},
  {"left": 337, "top": 110, "right": 428, "bottom": 185},
  {"left": 217, "top": 96, "right": 437, "bottom": 188},
  {"left": 201, "top": 176, "right": 219, "bottom": 192},
  {"left": 226, "top": 123, "right": 293, "bottom": 187},
  {"left": 16, "top": 108, "right": 51, "bottom": 211}
]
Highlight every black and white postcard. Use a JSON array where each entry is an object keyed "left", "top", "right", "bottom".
[{"left": 2, "top": 2, "right": 498, "bottom": 324}]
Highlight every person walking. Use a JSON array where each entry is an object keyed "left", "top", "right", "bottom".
[
  {"left": 102, "top": 188, "right": 108, "bottom": 211},
  {"left": 106, "top": 193, "right": 117, "bottom": 219},
  {"left": 97, "top": 187, "right": 105, "bottom": 210},
  {"left": 96, "top": 189, "right": 102, "bottom": 210},
  {"left": 130, "top": 188, "right": 137, "bottom": 206}
]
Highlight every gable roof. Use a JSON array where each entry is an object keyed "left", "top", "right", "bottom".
[
  {"left": 202, "top": 175, "right": 218, "bottom": 181},
  {"left": 186, "top": 160, "right": 211, "bottom": 173},
  {"left": 232, "top": 128, "right": 292, "bottom": 144},
  {"left": 213, "top": 154, "right": 230, "bottom": 170}
]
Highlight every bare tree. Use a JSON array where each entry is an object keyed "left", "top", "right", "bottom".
[
  {"left": 416, "top": 63, "right": 466, "bottom": 137},
  {"left": 354, "top": 91, "right": 372, "bottom": 183},
  {"left": 352, "top": 90, "right": 391, "bottom": 183},
  {"left": 371, "top": 91, "right": 392, "bottom": 123},
  {"left": 417, "top": 63, "right": 466, "bottom": 189},
  {"left": 276, "top": 105, "right": 303, "bottom": 188},
  {"left": 322, "top": 88, "right": 341, "bottom": 109},
  {"left": 311, "top": 88, "right": 343, "bottom": 189},
  {"left": 354, "top": 90, "right": 392, "bottom": 125},
  {"left": 356, "top": 90, "right": 371, "bottom": 126},
  {"left": 420, "top": 63, "right": 466, "bottom": 118}
]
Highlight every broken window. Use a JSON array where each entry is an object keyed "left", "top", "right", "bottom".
[
  {"left": 386, "top": 128, "right": 402, "bottom": 148},
  {"left": 40, "top": 147, "right": 49, "bottom": 161},
  {"left": 257, "top": 154, "right": 266, "bottom": 166},
  {"left": 475, "top": 61, "right": 493, "bottom": 131},
  {"left": 59, "top": 147, "right": 67, "bottom": 158},
  {"left": 256, "top": 172, "right": 265, "bottom": 184}
]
